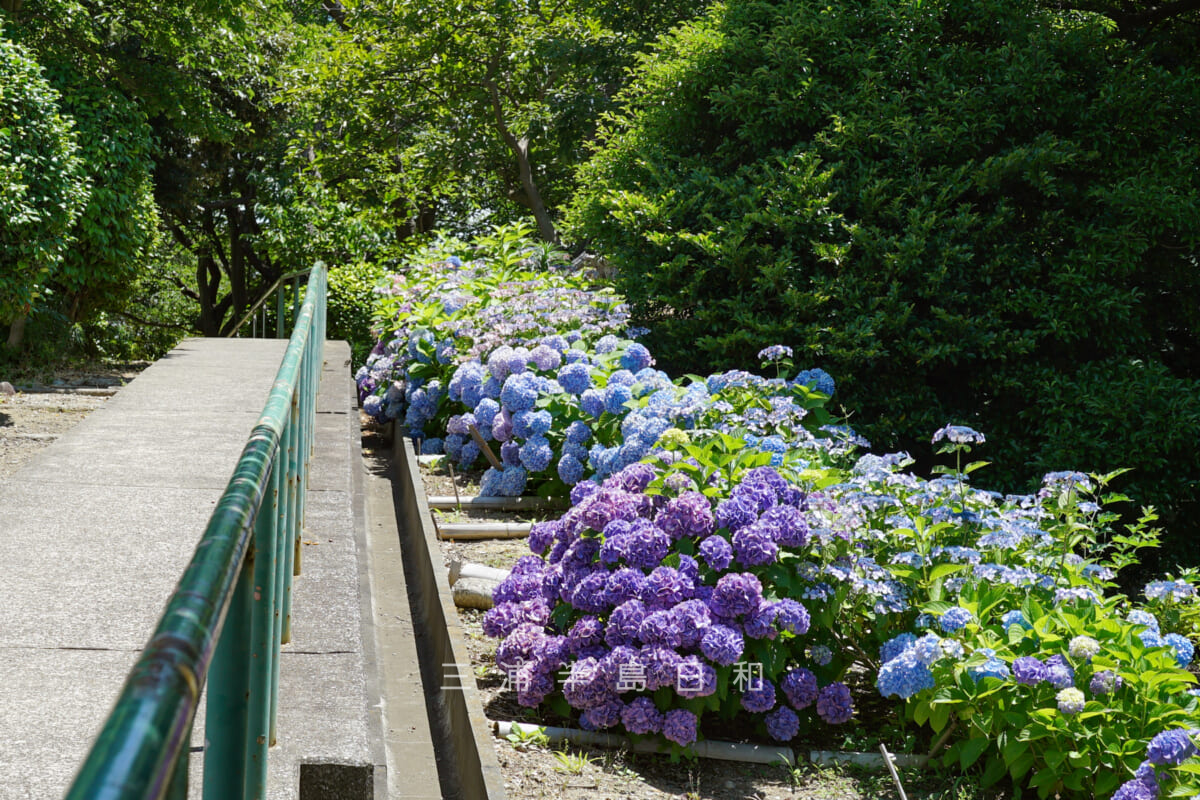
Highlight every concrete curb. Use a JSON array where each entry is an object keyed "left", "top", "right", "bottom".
[{"left": 391, "top": 436, "right": 507, "bottom": 800}]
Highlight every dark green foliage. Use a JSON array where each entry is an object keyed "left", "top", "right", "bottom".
[
  {"left": 0, "top": 23, "right": 88, "bottom": 328},
  {"left": 45, "top": 64, "right": 159, "bottom": 323},
  {"left": 566, "top": 0, "right": 1200, "bottom": 549}
]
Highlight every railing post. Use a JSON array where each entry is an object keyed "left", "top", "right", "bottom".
[
  {"left": 202, "top": 549, "right": 254, "bottom": 799},
  {"left": 291, "top": 274, "right": 300, "bottom": 328},
  {"left": 269, "top": 442, "right": 287, "bottom": 748},
  {"left": 275, "top": 285, "right": 285, "bottom": 339},
  {"left": 279, "top": 401, "right": 297, "bottom": 647},
  {"left": 165, "top": 728, "right": 190, "bottom": 800},
  {"left": 244, "top": 457, "right": 280, "bottom": 798}
]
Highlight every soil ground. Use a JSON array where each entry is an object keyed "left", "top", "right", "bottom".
[
  {"left": 0, "top": 364, "right": 145, "bottom": 479},
  {"left": 412, "top": 451, "right": 1005, "bottom": 800}
]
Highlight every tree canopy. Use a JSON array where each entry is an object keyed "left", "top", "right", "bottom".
[{"left": 565, "top": 0, "right": 1200, "bottom": 544}]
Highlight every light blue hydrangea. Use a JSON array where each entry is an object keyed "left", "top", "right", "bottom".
[
  {"left": 939, "top": 607, "right": 974, "bottom": 633},
  {"left": 876, "top": 652, "right": 935, "bottom": 699},
  {"left": 1163, "top": 633, "right": 1195, "bottom": 667}
]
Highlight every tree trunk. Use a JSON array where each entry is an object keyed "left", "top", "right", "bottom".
[
  {"left": 509, "top": 135, "right": 559, "bottom": 245},
  {"left": 6, "top": 314, "right": 27, "bottom": 350},
  {"left": 197, "top": 250, "right": 221, "bottom": 336},
  {"left": 484, "top": 77, "right": 560, "bottom": 245}
]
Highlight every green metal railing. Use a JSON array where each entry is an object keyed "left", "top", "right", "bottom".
[
  {"left": 65, "top": 264, "right": 328, "bottom": 800},
  {"left": 228, "top": 269, "right": 313, "bottom": 340}
]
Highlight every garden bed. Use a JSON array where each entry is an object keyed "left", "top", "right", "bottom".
[{"left": 395, "top": 431, "right": 999, "bottom": 800}]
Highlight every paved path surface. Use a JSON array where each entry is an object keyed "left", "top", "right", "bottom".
[{"left": 0, "top": 338, "right": 440, "bottom": 799}]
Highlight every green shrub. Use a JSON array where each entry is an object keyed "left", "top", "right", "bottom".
[
  {"left": 328, "top": 261, "right": 388, "bottom": 367},
  {"left": 565, "top": 0, "right": 1200, "bottom": 554},
  {"left": 0, "top": 24, "right": 88, "bottom": 338}
]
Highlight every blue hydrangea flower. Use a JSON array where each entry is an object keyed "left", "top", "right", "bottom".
[
  {"left": 931, "top": 424, "right": 986, "bottom": 445},
  {"left": 877, "top": 652, "right": 935, "bottom": 699},
  {"left": 1045, "top": 655, "right": 1075, "bottom": 689},
  {"left": 603, "top": 384, "right": 633, "bottom": 415},
  {"left": 758, "top": 344, "right": 793, "bottom": 362},
  {"left": 1146, "top": 729, "right": 1197, "bottom": 765},
  {"left": 580, "top": 389, "right": 606, "bottom": 419},
  {"left": 809, "top": 645, "right": 833, "bottom": 666},
  {"left": 793, "top": 368, "right": 835, "bottom": 396},
  {"left": 519, "top": 435, "right": 554, "bottom": 473},
  {"left": 1001, "top": 610, "right": 1031, "bottom": 630},
  {"left": 557, "top": 362, "right": 592, "bottom": 395},
  {"left": 939, "top": 607, "right": 974, "bottom": 633},
  {"left": 969, "top": 649, "right": 1011, "bottom": 682},
  {"left": 557, "top": 455, "right": 585, "bottom": 485},
  {"left": 530, "top": 344, "right": 561, "bottom": 372},
  {"left": 620, "top": 343, "right": 654, "bottom": 372},
  {"left": 565, "top": 420, "right": 593, "bottom": 444},
  {"left": 881, "top": 634, "right": 918, "bottom": 664},
  {"left": 1163, "top": 633, "right": 1194, "bottom": 667},
  {"left": 1145, "top": 580, "right": 1196, "bottom": 602}
]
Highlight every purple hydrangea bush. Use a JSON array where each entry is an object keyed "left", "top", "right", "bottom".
[{"left": 485, "top": 460, "right": 859, "bottom": 749}]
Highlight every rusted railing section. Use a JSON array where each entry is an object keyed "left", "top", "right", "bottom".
[{"left": 65, "top": 264, "right": 328, "bottom": 800}]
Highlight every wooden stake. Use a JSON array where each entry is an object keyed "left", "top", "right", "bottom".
[
  {"left": 447, "top": 460, "right": 463, "bottom": 511},
  {"left": 467, "top": 423, "right": 504, "bottom": 470}
]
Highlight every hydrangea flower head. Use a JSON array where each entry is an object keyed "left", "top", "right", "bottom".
[
  {"left": 1001, "top": 609, "right": 1031, "bottom": 630},
  {"left": 700, "top": 624, "right": 745, "bottom": 666},
  {"left": 710, "top": 573, "right": 763, "bottom": 619},
  {"left": 817, "top": 682, "right": 854, "bottom": 724},
  {"left": 1163, "top": 633, "right": 1194, "bottom": 667},
  {"left": 968, "top": 649, "right": 1011, "bottom": 682},
  {"left": 1068, "top": 635, "right": 1100, "bottom": 661},
  {"left": 1090, "top": 669, "right": 1123, "bottom": 696},
  {"left": 1012, "top": 656, "right": 1048, "bottom": 686},
  {"left": 809, "top": 645, "right": 833, "bottom": 666},
  {"left": 938, "top": 607, "right": 974, "bottom": 633},
  {"left": 1145, "top": 580, "right": 1196, "bottom": 602},
  {"left": 1045, "top": 655, "right": 1075, "bottom": 689},
  {"left": 757, "top": 344, "right": 793, "bottom": 362},
  {"left": 1128, "top": 610, "right": 1161, "bottom": 632},
  {"left": 765, "top": 706, "right": 799, "bottom": 741},
  {"left": 931, "top": 424, "right": 986, "bottom": 445},
  {"left": 621, "top": 697, "right": 663, "bottom": 735},
  {"left": 781, "top": 668, "right": 819, "bottom": 709},
  {"left": 1146, "top": 728, "right": 1197, "bottom": 765},
  {"left": 877, "top": 652, "right": 935, "bottom": 699},
  {"left": 741, "top": 677, "right": 777, "bottom": 713},
  {"left": 1056, "top": 687, "right": 1086, "bottom": 715},
  {"left": 662, "top": 709, "right": 698, "bottom": 746}
]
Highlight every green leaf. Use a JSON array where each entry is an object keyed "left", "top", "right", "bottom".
[{"left": 958, "top": 737, "right": 990, "bottom": 770}]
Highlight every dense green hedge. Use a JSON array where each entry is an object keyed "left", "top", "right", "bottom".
[{"left": 566, "top": 0, "right": 1200, "bottom": 553}]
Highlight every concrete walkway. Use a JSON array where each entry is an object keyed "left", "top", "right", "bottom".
[{"left": 0, "top": 339, "right": 440, "bottom": 798}]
